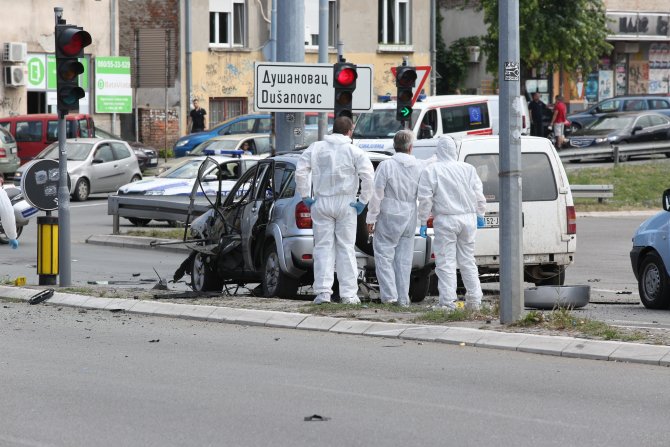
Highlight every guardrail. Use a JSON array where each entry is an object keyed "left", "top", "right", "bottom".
[
  {"left": 558, "top": 141, "right": 670, "bottom": 164},
  {"left": 570, "top": 184, "right": 614, "bottom": 203},
  {"left": 107, "top": 195, "right": 212, "bottom": 235}
]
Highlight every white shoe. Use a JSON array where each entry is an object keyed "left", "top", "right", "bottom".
[
  {"left": 313, "top": 293, "right": 331, "bottom": 304},
  {"left": 431, "top": 302, "right": 456, "bottom": 311},
  {"left": 395, "top": 300, "right": 410, "bottom": 308},
  {"left": 341, "top": 296, "right": 361, "bottom": 305},
  {"left": 465, "top": 301, "right": 481, "bottom": 312}
]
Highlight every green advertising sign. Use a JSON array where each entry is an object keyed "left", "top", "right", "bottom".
[
  {"left": 94, "top": 56, "right": 132, "bottom": 114},
  {"left": 46, "top": 55, "right": 88, "bottom": 90}
]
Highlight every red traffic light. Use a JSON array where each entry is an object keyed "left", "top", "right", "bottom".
[
  {"left": 56, "top": 26, "right": 92, "bottom": 58},
  {"left": 335, "top": 68, "right": 356, "bottom": 87}
]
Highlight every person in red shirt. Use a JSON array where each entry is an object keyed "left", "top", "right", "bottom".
[{"left": 550, "top": 95, "right": 568, "bottom": 149}]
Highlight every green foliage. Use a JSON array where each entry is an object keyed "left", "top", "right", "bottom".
[
  {"left": 440, "top": 36, "right": 482, "bottom": 94},
  {"left": 475, "top": 0, "right": 612, "bottom": 75}
]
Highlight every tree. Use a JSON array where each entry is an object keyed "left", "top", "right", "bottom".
[{"left": 475, "top": 0, "right": 612, "bottom": 77}]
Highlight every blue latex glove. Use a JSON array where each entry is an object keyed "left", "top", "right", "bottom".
[
  {"left": 9, "top": 239, "right": 19, "bottom": 249},
  {"left": 419, "top": 225, "right": 428, "bottom": 238},
  {"left": 302, "top": 197, "right": 316, "bottom": 209},
  {"left": 350, "top": 200, "right": 366, "bottom": 215},
  {"left": 477, "top": 215, "right": 486, "bottom": 228}
]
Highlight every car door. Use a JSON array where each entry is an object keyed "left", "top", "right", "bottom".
[
  {"left": 110, "top": 142, "right": 138, "bottom": 188},
  {"left": 89, "top": 142, "right": 118, "bottom": 192},
  {"left": 648, "top": 115, "right": 670, "bottom": 141},
  {"left": 630, "top": 116, "right": 654, "bottom": 143},
  {"left": 240, "top": 160, "right": 275, "bottom": 269}
]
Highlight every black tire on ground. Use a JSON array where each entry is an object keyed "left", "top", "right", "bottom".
[
  {"left": 190, "top": 252, "right": 223, "bottom": 292},
  {"left": 409, "top": 271, "right": 430, "bottom": 302},
  {"left": 534, "top": 267, "right": 566, "bottom": 286},
  {"left": 638, "top": 252, "right": 670, "bottom": 309},
  {"left": 0, "top": 225, "right": 22, "bottom": 244},
  {"left": 262, "top": 244, "right": 299, "bottom": 298},
  {"left": 72, "top": 178, "right": 90, "bottom": 201},
  {"left": 127, "top": 218, "right": 151, "bottom": 226}
]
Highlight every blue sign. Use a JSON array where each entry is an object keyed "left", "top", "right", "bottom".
[{"left": 469, "top": 106, "right": 483, "bottom": 125}]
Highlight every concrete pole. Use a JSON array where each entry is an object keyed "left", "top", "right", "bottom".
[
  {"left": 317, "top": 0, "right": 329, "bottom": 141},
  {"left": 110, "top": 0, "right": 117, "bottom": 135},
  {"left": 498, "top": 0, "right": 523, "bottom": 323},
  {"left": 275, "top": 0, "right": 305, "bottom": 151},
  {"left": 430, "top": 0, "right": 436, "bottom": 95},
  {"left": 185, "top": 0, "right": 193, "bottom": 114}
]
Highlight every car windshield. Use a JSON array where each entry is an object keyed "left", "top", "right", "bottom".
[
  {"left": 353, "top": 109, "right": 421, "bottom": 139},
  {"left": 158, "top": 159, "right": 213, "bottom": 179},
  {"left": 190, "top": 139, "right": 239, "bottom": 155},
  {"left": 40, "top": 142, "right": 93, "bottom": 161},
  {"left": 587, "top": 116, "right": 635, "bottom": 131}
]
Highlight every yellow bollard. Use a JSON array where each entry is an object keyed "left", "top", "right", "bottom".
[{"left": 37, "top": 216, "right": 58, "bottom": 286}]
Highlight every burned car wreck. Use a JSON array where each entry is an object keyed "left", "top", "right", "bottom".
[{"left": 173, "top": 153, "right": 435, "bottom": 301}]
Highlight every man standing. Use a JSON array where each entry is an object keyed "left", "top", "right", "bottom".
[
  {"left": 0, "top": 187, "right": 19, "bottom": 249},
  {"left": 296, "top": 116, "right": 374, "bottom": 305},
  {"left": 189, "top": 99, "right": 207, "bottom": 133},
  {"left": 366, "top": 130, "right": 423, "bottom": 307},
  {"left": 528, "top": 92, "right": 547, "bottom": 137},
  {"left": 550, "top": 95, "right": 568, "bottom": 149},
  {"left": 417, "top": 136, "right": 486, "bottom": 311}
]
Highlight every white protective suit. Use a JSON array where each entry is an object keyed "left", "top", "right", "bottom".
[
  {"left": 417, "top": 136, "right": 486, "bottom": 308},
  {"left": 366, "top": 153, "right": 423, "bottom": 306},
  {"left": 295, "top": 133, "right": 374, "bottom": 301},
  {"left": 0, "top": 188, "right": 17, "bottom": 241}
]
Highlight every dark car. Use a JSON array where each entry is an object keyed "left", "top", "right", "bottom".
[
  {"left": 567, "top": 112, "right": 670, "bottom": 161},
  {"left": 94, "top": 127, "right": 158, "bottom": 171},
  {"left": 567, "top": 95, "right": 670, "bottom": 131}
]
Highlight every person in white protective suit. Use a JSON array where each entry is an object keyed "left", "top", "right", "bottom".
[
  {"left": 296, "top": 116, "right": 374, "bottom": 304},
  {"left": 0, "top": 186, "right": 19, "bottom": 249},
  {"left": 366, "top": 129, "right": 423, "bottom": 307},
  {"left": 417, "top": 135, "right": 486, "bottom": 311}
]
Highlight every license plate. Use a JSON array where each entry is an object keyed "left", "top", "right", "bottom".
[
  {"left": 485, "top": 216, "right": 499, "bottom": 227},
  {"left": 10, "top": 147, "right": 17, "bottom": 154}
]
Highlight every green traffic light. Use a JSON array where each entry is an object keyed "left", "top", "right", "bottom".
[{"left": 400, "top": 107, "right": 411, "bottom": 117}]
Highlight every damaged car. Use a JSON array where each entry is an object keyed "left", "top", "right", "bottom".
[{"left": 173, "top": 152, "right": 435, "bottom": 301}]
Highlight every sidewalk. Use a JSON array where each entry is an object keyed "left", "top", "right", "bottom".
[{"left": 3, "top": 283, "right": 670, "bottom": 367}]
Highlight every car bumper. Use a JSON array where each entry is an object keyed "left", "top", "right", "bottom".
[{"left": 630, "top": 246, "right": 643, "bottom": 281}]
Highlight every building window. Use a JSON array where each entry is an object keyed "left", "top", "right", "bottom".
[
  {"left": 209, "top": 97, "right": 248, "bottom": 125},
  {"left": 209, "top": 0, "right": 246, "bottom": 47},
  {"left": 304, "top": 0, "right": 337, "bottom": 47},
  {"left": 378, "top": 0, "right": 410, "bottom": 45}
]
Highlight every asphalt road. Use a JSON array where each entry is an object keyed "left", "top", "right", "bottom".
[{"left": 1, "top": 303, "right": 668, "bottom": 447}]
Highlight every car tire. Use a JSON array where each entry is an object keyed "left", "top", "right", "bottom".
[
  {"left": 0, "top": 225, "right": 22, "bottom": 244},
  {"left": 638, "top": 252, "right": 670, "bottom": 309},
  {"left": 190, "top": 252, "right": 223, "bottom": 292},
  {"left": 409, "top": 271, "right": 430, "bottom": 302},
  {"left": 127, "top": 218, "right": 151, "bottom": 226},
  {"left": 262, "top": 244, "right": 298, "bottom": 298},
  {"left": 569, "top": 123, "right": 581, "bottom": 133},
  {"left": 72, "top": 178, "right": 90, "bottom": 202},
  {"left": 130, "top": 175, "right": 141, "bottom": 182}
]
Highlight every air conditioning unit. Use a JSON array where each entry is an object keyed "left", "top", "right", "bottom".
[
  {"left": 4, "top": 65, "right": 26, "bottom": 87},
  {"left": 3, "top": 42, "right": 27, "bottom": 63}
]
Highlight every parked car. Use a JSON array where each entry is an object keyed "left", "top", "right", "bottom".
[
  {"left": 630, "top": 188, "right": 670, "bottom": 309},
  {"left": 14, "top": 138, "right": 142, "bottom": 201},
  {"left": 174, "top": 151, "right": 435, "bottom": 301},
  {"left": 159, "top": 134, "right": 272, "bottom": 174},
  {"left": 0, "top": 113, "right": 95, "bottom": 165},
  {"left": 94, "top": 127, "right": 158, "bottom": 171},
  {"left": 567, "top": 95, "right": 670, "bottom": 131},
  {"left": 173, "top": 113, "right": 272, "bottom": 158},
  {"left": 0, "top": 127, "right": 20, "bottom": 179},
  {"left": 567, "top": 112, "right": 670, "bottom": 161}
]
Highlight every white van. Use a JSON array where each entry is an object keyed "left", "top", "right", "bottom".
[
  {"left": 484, "top": 95, "right": 531, "bottom": 136},
  {"left": 414, "top": 135, "right": 576, "bottom": 285},
  {"left": 353, "top": 95, "right": 493, "bottom": 152}
]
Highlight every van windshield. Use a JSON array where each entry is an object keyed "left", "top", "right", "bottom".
[{"left": 353, "top": 109, "right": 420, "bottom": 139}]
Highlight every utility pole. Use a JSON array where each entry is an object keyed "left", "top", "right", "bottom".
[
  {"left": 275, "top": 0, "right": 305, "bottom": 151},
  {"left": 498, "top": 0, "right": 523, "bottom": 323},
  {"left": 317, "top": 0, "right": 329, "bottom": 141}
]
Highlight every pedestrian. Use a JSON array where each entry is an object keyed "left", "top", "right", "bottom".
[
  {"left": 550, "top": 95, "right": 568, "bottom": 149},
  {"left": 189, "top": 99, "right": 207, "bottom": 133},
  {"left": 366, "top": 129, "right": 423, "bottom": 307},
  {"left": 296, "top": 116, "right": 374, "bottom": 305},
  {"left": 528, "top": 92, "right": 547, "bottom": 137},
  {"left": 417, "top": 135, "right": 486, "bottom": 311},
  {"left": 0, "top": 186, "right": 19, "bottom": 249}
]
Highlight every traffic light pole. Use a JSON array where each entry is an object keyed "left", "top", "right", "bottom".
[{"left": 57, "top": 110, "right": 71, "bottom": 287}]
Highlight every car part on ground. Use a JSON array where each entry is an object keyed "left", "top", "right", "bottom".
[{"left": 524, "top": 285, "right": 590, "bottom": 310}]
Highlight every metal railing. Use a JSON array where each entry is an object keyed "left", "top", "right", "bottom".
[
  {"left": 107, "top": 195, "right": 211, "bottom": 234},
  {"left": 570, "top": 184, "right": 614, "bottom": 203},
  {"left": 559, "top": 141, "right": 670, "bottom": 165}
]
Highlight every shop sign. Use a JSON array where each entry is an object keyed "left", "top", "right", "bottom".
[{"left": 607, "top": 12, "right": 670, "bottom": 41}]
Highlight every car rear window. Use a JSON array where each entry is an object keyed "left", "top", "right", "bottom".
[
  {"left": 440, "top": 103, "right": 490, "bottom": 134},
  {"left": 0, "top": 128, "right": 14, "bottom": 144},
  {"left": 464, "top": 152, "right": 558, "bottom": 202}
]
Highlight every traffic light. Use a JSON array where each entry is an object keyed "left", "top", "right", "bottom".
[
  {"left": 333, "top": 61, "right": 357, "bottom": 118},
  {"left": 395, "top": 65, "right": 417, "bottom": 121},
  {"left": 55, "top": 24, "right": 91, "bottom": 113}
]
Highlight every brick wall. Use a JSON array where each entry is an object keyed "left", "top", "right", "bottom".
[{"left": 139, "top": 108, "right": 180, "bottom": 152}]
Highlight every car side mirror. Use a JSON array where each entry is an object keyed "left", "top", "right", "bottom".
[
  {"left": 203, "top": 174, "right": 219, "bottom": 182},
  {"left": 632, "top": 125, "right": 643, "bottom": 134},
  {"left": 591, "top": 108, "right": 599, "bottom": 114},
  {"left": 418, "top": 125, "right": 433, "bottom": 140},
  {"left": 92, "top": 158, "right": 104, "bottom": 164},
  {"left": 185, "top": 150, "right": 191, "bottom": 156},
  {"left": 663, "top": 189, "right": 670, "bottom": 212}
]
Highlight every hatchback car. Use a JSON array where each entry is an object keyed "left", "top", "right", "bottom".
[
  {"left": 567, "top": 95, "right": 670, "bottom": 131},
  {"left": 14, "top": 138, "right": 142, "bottom": 201},
  {"left": 630, "top": 188, "right": 670, "bottom": 309},
  {"left": 173, "top": 113, "right": 272, "bottom": 157},
  {"left": 0, "top": 127, "right": 20, "bottom": 179},
  {"left": 94, "top": 127, "right": 158, "bottom": 171}
]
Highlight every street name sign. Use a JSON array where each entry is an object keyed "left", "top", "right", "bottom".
[{"left": 254, "top": 62, "right": 373, "bottom": 113}]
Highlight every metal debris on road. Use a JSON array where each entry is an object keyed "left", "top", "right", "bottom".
[
  {"left": 304, "top": 414, "right": 331, "bottom": 422},
  {"left": 28, "top": 289, "right": 54, "bottom": 305}
]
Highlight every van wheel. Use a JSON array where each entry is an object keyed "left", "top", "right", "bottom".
[
  {"left": 72, "top": 178, "right": 90, "bottom": 201},
  {"left": 191, "top": 252, "right": 223, "bottom": 292},
  {"left": 262, "top": 244, "right": 298, "bottom": 298},
  {"left": 638, "top": 252, "right": 670, "bottom": 309},
  {"left": 409, "top": 271, "right": 430, "bottom": 302}
]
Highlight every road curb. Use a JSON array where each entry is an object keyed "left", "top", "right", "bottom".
[
  {"left": 86, "top": 234, "right": 190, "bottom": 253},
  {"left": 3, "top": 285, "right": 669, "bottom": 367}
]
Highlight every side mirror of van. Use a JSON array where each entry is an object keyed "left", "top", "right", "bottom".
[
  {"left": 92, "top": 158, "right": 104, "bottom": 164},
  {"left": 663, "top": 189, "right": 670, "bottom": 212},
  {"left": 418, "top": 125, "right": 433, "bottom": 140}
]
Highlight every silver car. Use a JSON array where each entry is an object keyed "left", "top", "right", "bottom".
[
  {"left": 0, "top": 127, "right": 20, "bottom": 179},
  {"left": 14, "top": 138, "right": 142, "bottom": 201}
]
